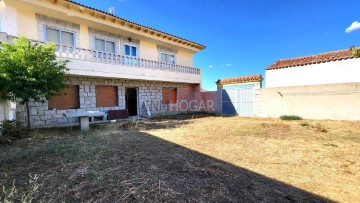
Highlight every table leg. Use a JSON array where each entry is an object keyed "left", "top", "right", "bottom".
[{"left": 80, "top": 116, "right": 89, "bottom": 131}]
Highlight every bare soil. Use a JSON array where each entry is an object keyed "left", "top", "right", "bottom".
[{"left": 1, "top": 114, "right": 359, "bottom": 202}]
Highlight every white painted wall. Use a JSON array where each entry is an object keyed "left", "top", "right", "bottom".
[
  {"left": 266, "top": 58, "right": 360, "bottom": 88},
  {"left": 0, "top": 101, "right": 16, "bottom": 122},
  {"left": 260, "top": 83, "right": 360, "bottom": 120},
  {"left": 0, "top": 1, "right": 18, "bottom": 36}
]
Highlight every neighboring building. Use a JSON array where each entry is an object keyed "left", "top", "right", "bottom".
[
  {"left": 215, "top": 75, "right": 262, "bottom": 117},
  {"left": 0, "top": 0, "right": 206, "bottom": 127},
  {"left": 215, "top": 49, "right": 360, "bottom": 121},
  {"left": 266, "top": 49, "right": 360, "bottom": 88},
  {"left": 262, "top": 49, "right": 360, "bottom": 120}
]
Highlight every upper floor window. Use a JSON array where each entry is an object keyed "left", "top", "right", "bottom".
[
  {"left": 160, "top": 53, "right": 175, "bottom": 64},
  {"left": 95, "top": 38, "right": 115, "bottom": 53},
  {"left": 124, "top": 44, "right": 137, "bottom": 57},
  {"left": 45, "top": 26, "right": 75, "bottom": 47}
]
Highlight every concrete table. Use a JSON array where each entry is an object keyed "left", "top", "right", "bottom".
[{"left": 64, "top": 111, "right": 106, "bottom": 131}]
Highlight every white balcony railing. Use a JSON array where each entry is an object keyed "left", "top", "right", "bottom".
[
  {"left": 54, "top": 44, "right": 201, "bottom": 75},
  {"left": 0, "top": 33, "right": 201, "bottom": 75}
]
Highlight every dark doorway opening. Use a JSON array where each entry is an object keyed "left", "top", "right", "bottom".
[{"left": 126, "top": 88, "right": 138, "bottom": 116}]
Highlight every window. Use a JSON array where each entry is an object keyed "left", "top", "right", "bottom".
[
  {"left": 48, "top": 85, "right": 80, "bottom": 110},
  {"left": 124, "top": 44, "right": 137, "bottom": 57},
  {"left": 162, "top": 88, "right": 177, "bottom": 104},
  {"left": 160, "top": 53, "right": 175, "bottom": 64},
  {"left": 94, "top": 38, "right": 115, "bottom": 53},
  {"left": 45, "top": 26, "right": 75, "bottom": 46},
  {"left": 96, "top": 86, "right": 118, "bottom": 107}
]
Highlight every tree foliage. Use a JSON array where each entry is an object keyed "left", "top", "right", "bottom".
[
  {"left": 0, "top": 36, "right": 68, "bottom": 128},
  {"left": 350, "top": 47, "right": 360, "bottom": 58}
]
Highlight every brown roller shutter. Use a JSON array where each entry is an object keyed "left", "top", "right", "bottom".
[
  {"left": 162, "top": 88, "right": 177, "bottom": 104},
  {"left": 48, "top": 85, "right": 80, "bottom": 110},
  {"left": 96, "top": 86, "right": 118, "bottom": 107}
]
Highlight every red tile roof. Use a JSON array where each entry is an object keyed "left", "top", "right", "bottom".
[
  {"left": 216, "top": 74, "right": 263, "bottom": 85},
  {"left": 266, "top": 49, "right": 355, "bottom": 70}
]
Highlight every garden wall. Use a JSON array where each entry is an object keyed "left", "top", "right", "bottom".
[{"left": 259, "top": 82, "right": 360, "bottom": 120}]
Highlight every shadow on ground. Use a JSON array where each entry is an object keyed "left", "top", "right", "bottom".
[{"left": 0, "top": 121, "right": 331, "bottom": 202}]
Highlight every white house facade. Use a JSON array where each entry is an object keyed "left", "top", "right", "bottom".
[{"left": 0, "top": 0, "right": 207, "bottom": 128}]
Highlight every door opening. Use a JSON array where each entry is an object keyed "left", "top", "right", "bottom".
[{"left": 126, "top": 87, "right": 138, "bottom": 116}]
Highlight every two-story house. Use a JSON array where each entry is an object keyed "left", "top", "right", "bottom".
[{"left": 0, "top": 0, "right": 206, "bottom": 127}]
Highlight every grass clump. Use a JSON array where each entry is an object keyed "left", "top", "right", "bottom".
[
  {"left": 323, "top": 143, "right": 338, "bottom": 147},
  {"left": 280, "top": 115, "right": 302, "bottom": 120},
  {"left": 300, "top": 122, "right": 309, "bottom": 127},
  {"left": 0, "top": 120, "right": 26, "bottom": 144}
]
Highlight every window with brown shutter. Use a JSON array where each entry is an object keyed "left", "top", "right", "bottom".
[
  {"left": 48, "top": 85, "right": 80, "bottom": 110},
  {"left": 162, "top": 88, "right": 177, "bottom": 104},
  {"left": 96, "top": 86, "right": 118, "bottom": 107}
]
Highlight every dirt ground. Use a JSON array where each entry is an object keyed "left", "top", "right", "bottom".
[{"left": 1, "top": 114, "right": 359, "bottom": 202}]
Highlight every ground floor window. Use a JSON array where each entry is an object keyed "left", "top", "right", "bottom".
[
  {"left": 162, "top": 88, "right": 177, "bottom": 104},
  {"left": 96, "top": 86, "right": 118, "bottom": 107},
  {"left": 48, "top": 85, "right": 80, "bottom": 110}
]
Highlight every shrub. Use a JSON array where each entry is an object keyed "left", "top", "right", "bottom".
[
  {"left": 300, "top": 122, "right": 309, "bottom": 127},
  {"left": 0, "top": 120, "right": 25, "bottom": 143},
  {"left": 314, "top": 122, "right": 328, "bottom": 133},
  {"left": 280, "top": 115, "right": 302, "bottom": 120}
]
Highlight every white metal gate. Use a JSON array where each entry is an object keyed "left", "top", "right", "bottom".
[{"left": 222, "top": 87, "right": 254, "bottom": 116}]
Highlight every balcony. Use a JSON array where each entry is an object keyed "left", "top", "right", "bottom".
[{"left": 0, "top": 33, "right": 202, "bottom": 84}]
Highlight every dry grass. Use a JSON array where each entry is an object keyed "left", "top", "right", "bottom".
[
  {"left": 0, "top": 114, "right": 359, "bottom": 202},
  {"left": 149, "top": 116, "right": 360, "bottom": 203}
]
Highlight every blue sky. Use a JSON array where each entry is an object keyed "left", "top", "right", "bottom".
[{"left": 74, "top": 0, "right": 360, "bottom": 90}]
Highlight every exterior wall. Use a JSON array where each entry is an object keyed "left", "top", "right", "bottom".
[
  {"left": 253, "top": 86, "right": 262, "bottom": 117},
  {"left": 0, "top": 1, "right": 18, "bottom": 36},
  {"left": 165, "top": 85, "right": 215, "bottom": 113},
  {"left": 266, "top": 58, "right": 360, "bottom": 88},
  {"left": 215, "top": 85, "right": 222, "bottom": 114},
  {"left": 0, "top": 101, "right": 16, "bottom": 122},
  {"left": 200, "top": 91, "right": 216, "bottom": 113},
  {"left": 16, "top": 77, "right": 201, "bottom": 128},
  {"left": 79, "top": 25, "right": 90, "bottom": 49},
  {"left": 16, "top": 7, "right": 37, "bottom": 39},
  {"left": 260, "top": 82, "right": 360, "bottom": 120},
  {"left": 140, "top": 41, "right": 158, "bottom": 61},
  {"left": 177, "top": 50, "right": 193, "bottom": 67}
]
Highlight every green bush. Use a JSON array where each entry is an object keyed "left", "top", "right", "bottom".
[
  {"left": 280, "top": 115, "right": 302, "bottom": 120},
  {"left": 0, "top": 120, "right": 25, "bottom": 143},
  {"left": 300, "top": 122, "right": 309, "bottom": 127}
]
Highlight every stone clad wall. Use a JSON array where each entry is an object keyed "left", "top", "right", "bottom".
[{"left": 16, "top": 76, "right": 191, "bottom": 128}]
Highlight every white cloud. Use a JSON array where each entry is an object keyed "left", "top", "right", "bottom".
[
  {"left": 226, "top": 64, "right": 232, "bottom": 66},
  {"left": 345, "top": 21, "right": 360, "bottom": 33},
  {"left": 208, "top": 65, "right": 214, "bottom": 68}
]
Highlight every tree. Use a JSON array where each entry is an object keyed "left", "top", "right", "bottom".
[
  {"left": 350, "top": 46, "right": 360, "bottom": 58},
  {"left": 0, "top": 37, "right": 68, "bottom": 128}
]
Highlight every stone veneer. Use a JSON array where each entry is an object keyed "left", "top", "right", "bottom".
[{"left": 16, "top": 76, "right": 196, "bottom": 128}]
